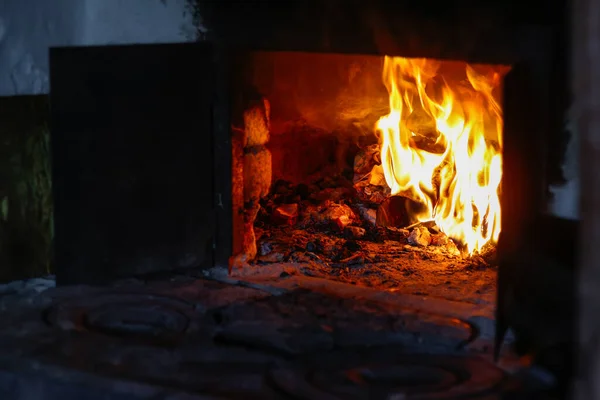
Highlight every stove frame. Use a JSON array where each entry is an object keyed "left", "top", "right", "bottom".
[{"left": 212, "top": 30, "right": 556, "bottom": 268}]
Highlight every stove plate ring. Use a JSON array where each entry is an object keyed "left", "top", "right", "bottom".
[
  {"left": 45, "top": 292, "right": 198, "bottom": 340},
  {"left": 269, "top": 349, "right": 514, "bottom": 399}
]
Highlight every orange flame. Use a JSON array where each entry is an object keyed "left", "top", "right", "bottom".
[{"left": 376, "top": 57, "right": 507, "bottom": 255}]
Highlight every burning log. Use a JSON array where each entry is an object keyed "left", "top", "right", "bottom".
[
  {"left": 352, "top": 144, "right": 392, "bottom": 205},
  {"left": 430, "top": 232, "right": 449, "bottom": 246},
  {"left": 368, "top": 165, "right": 387, "bottom": 186},
  {"left": 243, "top": 147, "right": 272, "bottom": 204},
  {"left": 230, "top": 98, "right": 273, "bottom": 273},
  {"left": 406, "top": 107, "right": 446, "bottom": 154},
  {"left": 406, "top": 106, "right": 437, "bottom": 137},
  {"left": 353, "top": 144, "right": 381, "bottom": 178},
  {"left": 322, "top": 203, "right": 357, "bottom": 231},
  {"left": 356, "top": 205, "right": 377, "bottom": 226},
  {"left": 407, "top": 225, "right": 432, "bottom": 247},
  {"left": 242, "top": 98, "right": 271, "bottom": 147},
  {"left": 353, "top": 143, "right": 433, "bottom": 212},
  {"left": 405, "top": 220, "right": 439, "bottom": 232},
  {"left": 229, "top": 203, "right": 260, "bottom": 271},
  {"left": 344, "top": 226, "right": 366, "bottom": 239},
  {"left": 401, "top": 220, "right": 460, "bottom": 252},
  {"left": 383, "top": 226, "right": 410, "bottom": 242},
  {"left": 272, "top": 203, "right": 299, "bottom": 226},
  {"left": 298, "top": 201, "right": 358, "bottom": 231},
  {"left": 355, "top": 182, "right": 390, "bottom": 204}
]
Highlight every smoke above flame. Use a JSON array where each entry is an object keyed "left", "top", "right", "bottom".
[{"left": 375, "top": 57, "right": 508, "bottom": 255}]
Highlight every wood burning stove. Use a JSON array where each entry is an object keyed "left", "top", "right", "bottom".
[
  {"left": 45, "top": 1, "right": 573, "bottom": 396},
  {"left": 210, "top": 4, "right": 560, "bottom": 285}
]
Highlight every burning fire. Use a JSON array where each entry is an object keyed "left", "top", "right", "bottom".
[{"left": 375, "top": 57, "right": 506, "bottom": 255}]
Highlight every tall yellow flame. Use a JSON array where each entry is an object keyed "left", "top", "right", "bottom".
[{"left": 376, "top": 57, "right": 506, "bottom": 255}]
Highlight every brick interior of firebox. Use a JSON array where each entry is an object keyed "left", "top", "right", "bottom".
[{"left": 230, "top": 51, "right": 507, "bottom": 306}]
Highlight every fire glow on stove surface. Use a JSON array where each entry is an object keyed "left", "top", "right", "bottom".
[{"left": 230, "top": 52, "right": 509, "bottom": 296}]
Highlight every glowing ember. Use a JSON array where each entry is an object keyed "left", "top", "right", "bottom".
[{"left": 376, "top": 57, "right": 508, "bottom": 255}]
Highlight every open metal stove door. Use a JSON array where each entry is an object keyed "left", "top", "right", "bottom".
[
  {"left": 496, "top": 56, "right": 575, "bottom": 393},
  {"left": 50, "top": 43, "right": 215, "bottom": 286}
]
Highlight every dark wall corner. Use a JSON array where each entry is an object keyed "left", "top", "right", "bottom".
[{"left": 0, "top": 95, "right": 53, "bottom": 282}]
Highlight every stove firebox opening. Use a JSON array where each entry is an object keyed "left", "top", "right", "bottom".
[{"left": 230, "top": 51, "right": 510, "bottom": 301}]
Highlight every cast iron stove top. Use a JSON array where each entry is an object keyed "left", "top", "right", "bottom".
[{"left": 0, "top": 277, "right": 551, "bottom": 399}]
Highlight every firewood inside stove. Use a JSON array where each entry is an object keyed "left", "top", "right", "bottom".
[{"left": 249, "top": 127, "right": 488, "bottom": 276}]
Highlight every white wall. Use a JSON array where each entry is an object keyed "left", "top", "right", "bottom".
[
  {"left": 80, "top": 0, "right": 195, "bottom": 46},
  {"left": 549, "top": 108, "right": 580, "bottom": 220},
  {"left": 0, "top": 0, "right": 85, "bottom": 96},
  {"left": 0, "top": 0, "right": 193, "bottom": 96}
]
